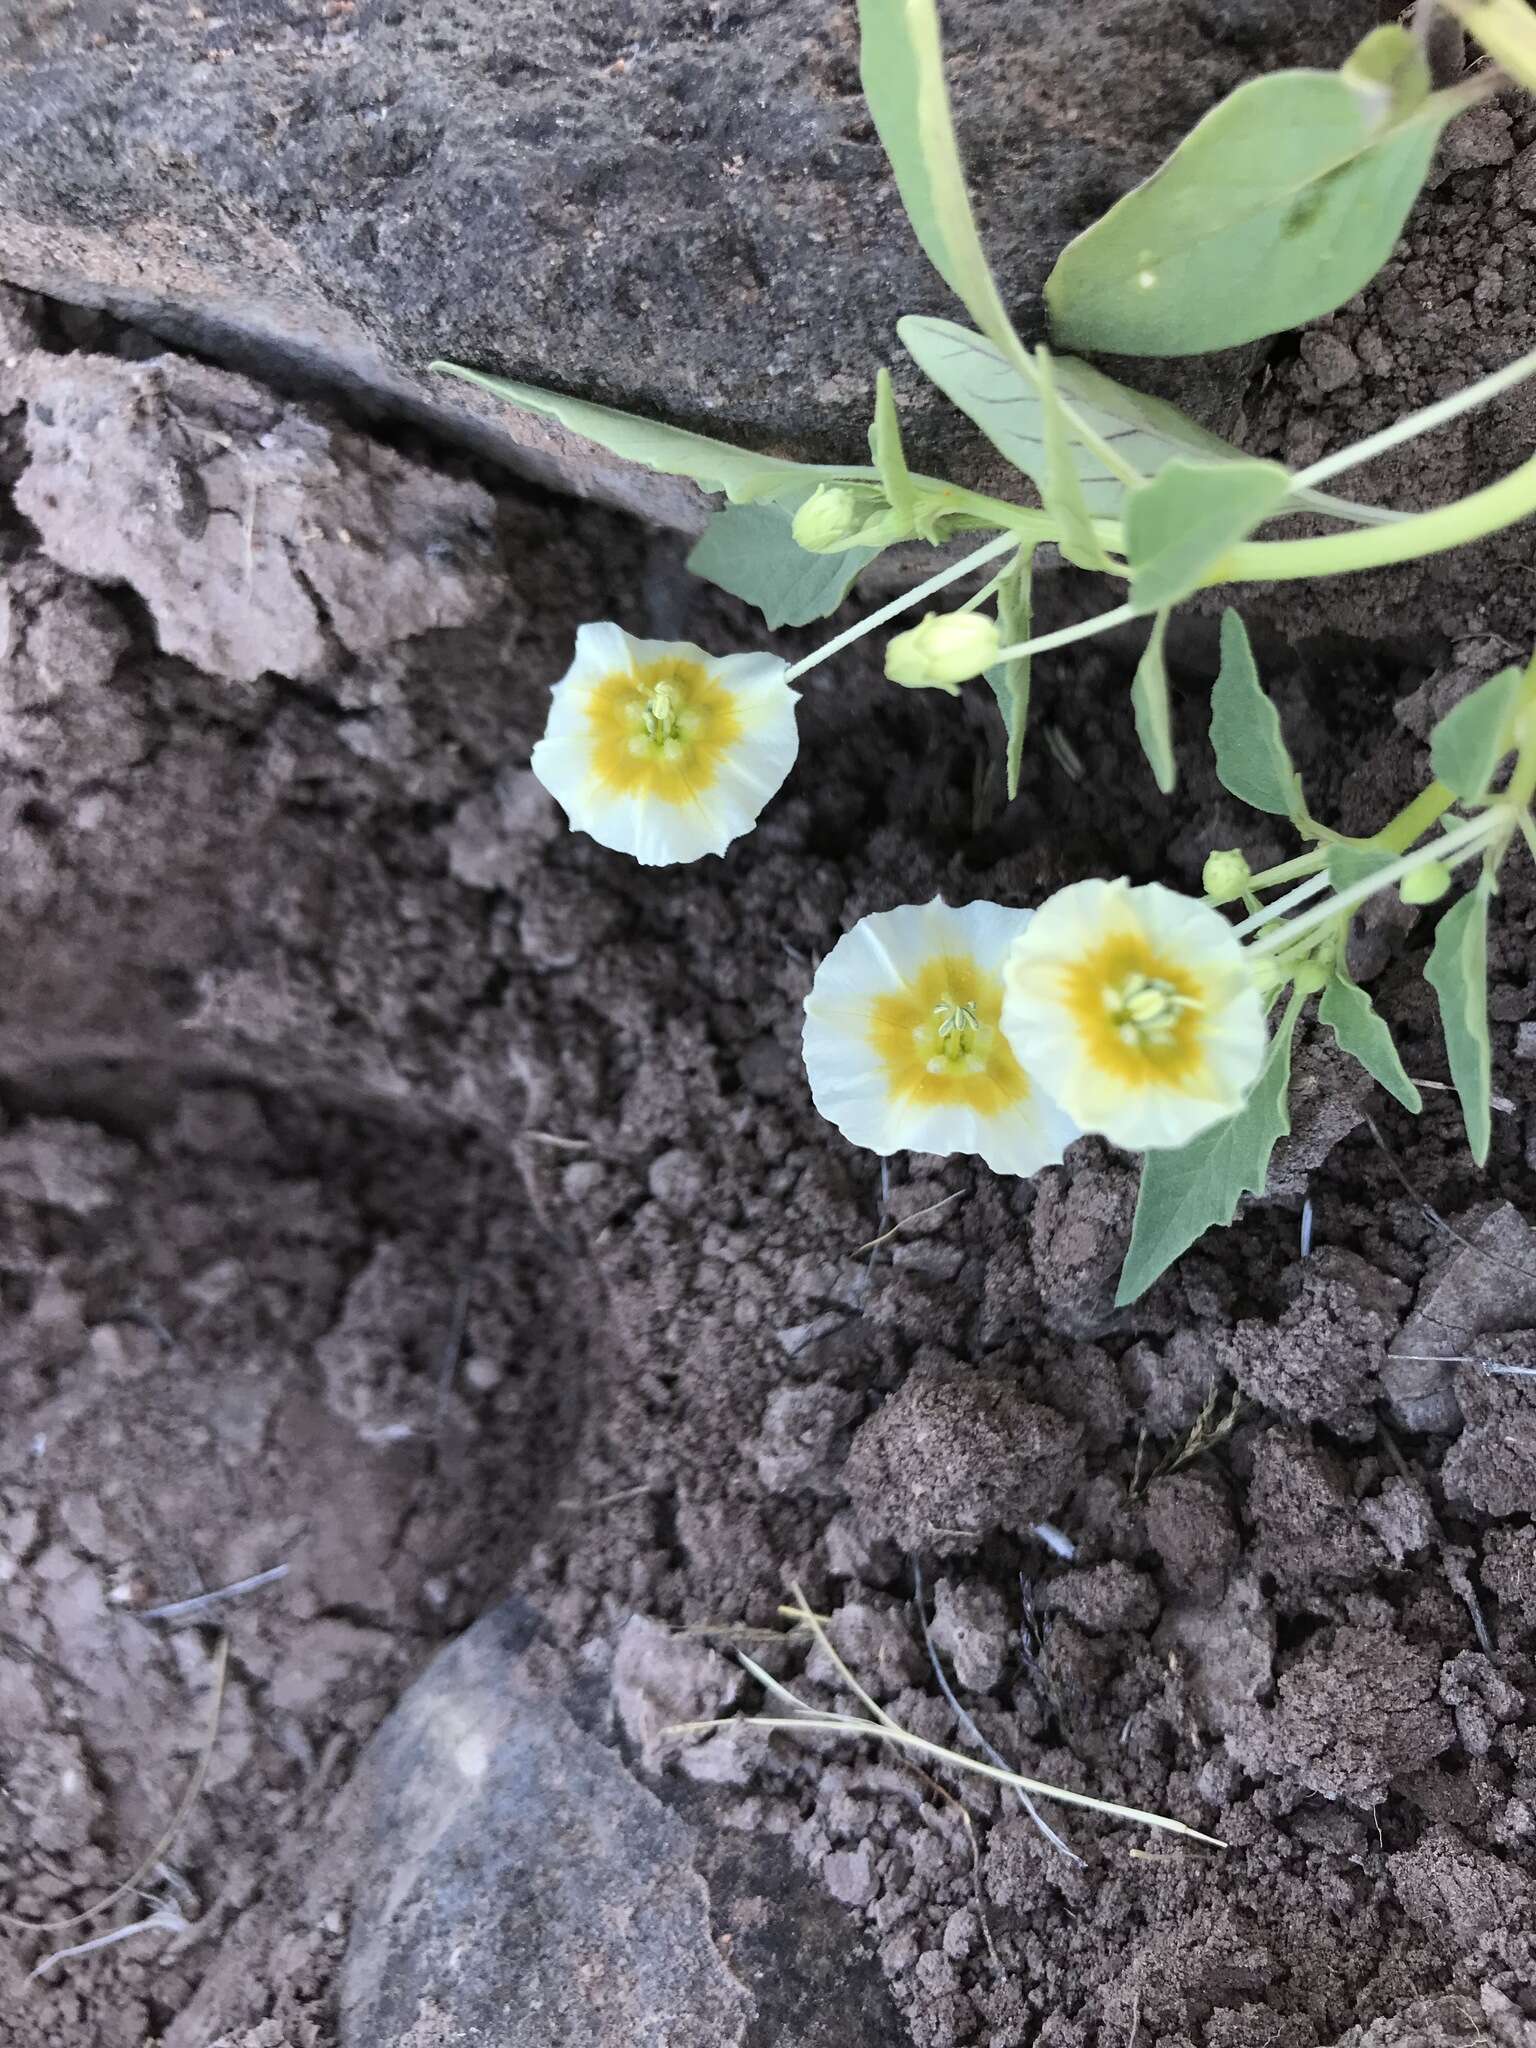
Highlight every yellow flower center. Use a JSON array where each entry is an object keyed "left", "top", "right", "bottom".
[
  {"left": 1104, "top": 970, "right": 1202, "bottom": 1047},
  {"left": 870, "top": 953, "right": 1032, "bottom": 1112},
  {"left": 585, "top": 657, "right": 743, "bottom": 804},
  {"left": 1063, "top": 932, "right": 1209, "bottom": 1087}
]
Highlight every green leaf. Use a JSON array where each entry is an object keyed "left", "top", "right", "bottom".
[
  {"left": 1045, "top": 26, "right": 1459, "bottom": 357},
  {"left": 431, "top": 362, "right": 874, "bottom": 507},
  {"left": 1208, "top": 609, "right": 1307, "bottom": 820},
  {"left": 899, "top": 316, "right": 1333, "bottom": 525},
  {"left": 1125, "top": 461, "right": 1293, "bottom": 612},
  {"left": 1319, "top": 973, "right": 1423, "bottom": 1111},
  {"left": 1116, "top": 994, "right": 1305, "bottom": 1304},
  {"left": 869, "top": 367, "right": 918, "bottom": 526},
  {"left": 856, "top": 0, "right": 1018, "bottom": 351},
  {"left": 1130, "top": 610, "right": 1177, "bottom": 795},
  {"left": 1034, "top": 346, "right": 1114, "bottom": 571},
  {"left": 1424, "top": 878, "right": 1494, "bottom": 1164},
  {"left": 1429, "top": 664, "right": 1524, "bottom": 802},
  {"left": 686, "top": 501, "right": 877, "bottom": 629},
  {"left": 984, "top": 549, "right": 1034, "bottom": 800},
  {"left": 1327, "top": 843, "right": 1396, "bottom": 890}
]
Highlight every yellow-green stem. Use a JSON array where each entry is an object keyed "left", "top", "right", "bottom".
[
  {"left": 1211, "top": 452, "right": 1536, "bottom": 586},
  {"left": 1375, "top": 779, "right": 1457, "bottom": 854},
  {"left": 1249, "top": 812, "right": 1504, "bottom": 958},
  {"left": 1241, "top": 849, "right": 1327, "bottom": 894},
  {"left": 1443, "top": 0, "right": 1536, "bottom": 92}
]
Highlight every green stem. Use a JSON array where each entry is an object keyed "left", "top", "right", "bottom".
[
  {"left": 955, "top": 562, "right": 1016, "bottom": 615},
  {"left": 1443, "top": 0, "right": 1536, "bottom": 93},
  {"left": 1211, "top": 452, "right": 1536, "bottom": 585},
  {"left": 1241, "top": 849, "right": 1328, "bottom": 893},
  {"left": 783, "top": 530, "right": 1018, "bottom": 685},
  {"left": 993, "top": 600, "right": 1141, "bottom": 666},
  {"left": 1231, "top": 871, "right": 1331, "bottom": 938},
  {"left": 1374, "top": 778, "right": 1457, "bottom": 854},
  {"left": 1248, "top": 811, "right": 1503, "bottom": 958},
  {"left": 1290, "top": 346, "right": 1536, "bottom": 492}
]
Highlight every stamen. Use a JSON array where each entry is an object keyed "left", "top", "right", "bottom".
[
  {"left": 934, "top": 999, "right": 979, "bottom": 1041},
  {"left": 642, "top": 678, "right": 682, "bottom": 744},
  {"left": 1103, "top": 971, "right": 1200, "bottom": 1047}
]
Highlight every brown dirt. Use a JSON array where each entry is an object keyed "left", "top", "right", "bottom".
[{"left": 1, "top": 282, "right": 1535, "bottom": 2048}]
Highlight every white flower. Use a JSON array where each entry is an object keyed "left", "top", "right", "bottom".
[
  {"left": 530, "top": 623, "right": 798, "bottom": 865},
  {"left": 1001, "top": 878, "right": 1265, "bottom": 1151},
  {"left": 802, "top": 898, "right": 1081, "bottom": 1176}
]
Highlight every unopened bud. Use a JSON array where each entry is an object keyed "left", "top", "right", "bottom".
[
  {"left": 885, "top": 611, "right": 1000, "bottom": 693},
  {"left": 1289, "top": 959, "right": 1330, "bottom": 997},
  {"left": 792, "top": 486, "right": 869, "bottom": 554},
  {"left": 1400, "top": 859, "right": 1452, "bottom": 906},
  {"left": 1202, "top": 849, "right": 1252, "bottom": 904}
]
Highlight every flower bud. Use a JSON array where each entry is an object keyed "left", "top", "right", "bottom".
[
  {"left": 1289, "top": 959, "right": 1330, "bottom": 997},
  {"left": 885, "top": 611, "right": 1000, "bottom": 693},
  {"left": 1202, "top": 848, "right": 1253, "bottom": 904},
  {"left": 1399, "top": 859, "right": 1452, "bottom": 906},
  {"left": 792, "top": 486, "right": 868, "bottom": 553}
]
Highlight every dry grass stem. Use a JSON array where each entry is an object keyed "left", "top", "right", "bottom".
[
  {"left": 1, "top": 1634, "right": 230, "bottom": 1936},
  {"left": 667, "top": 1584, "right": 1225, "bottom": 1849},
  {"left": 851, "top": 1188, "right": 966, "bottom": 1258}
]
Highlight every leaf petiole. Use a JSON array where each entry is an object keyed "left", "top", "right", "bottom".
[{"left": 782, "top": 530, "right": 1018, "bottom": 684}]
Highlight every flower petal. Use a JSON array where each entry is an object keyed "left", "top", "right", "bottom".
[
  {"left": 529, "top": 624, "right": 799, "bottom": 864},
  {"left": 1001, "top": 878, "right": 1265, "bottom": 1151},
  {"left": 804, "top": 897, "right": 1081, "bottom": 1176}
]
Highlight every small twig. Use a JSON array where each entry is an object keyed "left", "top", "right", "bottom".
[
  {"left": 1389, "top": 1351, "right": 1536, "bottom": 1376},
  {"left": 434, "top": 1275, "right": 473, "bottom": 1436},
  {"left": 1411, "top": 1077, "right": 1515, "bottom": 1115},
  {"left": 140, "top": 1565, "right": 289, "bottom": 1622},
  {"left": 1, "top": 1635, "right": 229, "bottom": 1935},
  {"left": 515, "top": 1129, "right": 592, "bottom": 1151},
  {"left": 1444, "top": 1549, "right": 1497, "bottom": 1658},
  {"left": 556, "top": 1481, "right": 657, "bottom": 1513},
  {"left": 850, "top": 1188, "right": 965, "bottom": 1258},
  {"left": 913, "top": 1559, "right": 1082, "bottom": 1867},
  {"left": 1043, "top": 723, "right": 1085, "bottom": 782}
]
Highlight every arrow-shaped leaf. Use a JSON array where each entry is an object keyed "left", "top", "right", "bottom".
[
  {"left": 432, "top": 362, "right": 877, "bottom": 507},
  {"left": 687, "top": 499, "right": 879, "bottom": 629},
  {"left": 1208, "top": 609, "right": 1308, "bottom": 820},
  {"left": 1045, "top": 26, "right": 1461, "bottom": 357},
  {"left": 1319, "top": 972, "right": 1422, "bottom": 1112},
  {"left": 1116, "top": 994, "right": 1304, "bottom": 1303},
  {"left": 1424, "top": 878, "right": 1494, "bottom": 1164}
]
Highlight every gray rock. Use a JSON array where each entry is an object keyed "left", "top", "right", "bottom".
[
  {"left": 13, "top": 351, "right": 500, "bottom": 685},
  {"left": 0, "top": 2, "right": 1378, "bottom": 530},
  {"left": 340, "top": 1600, "right": 749, "bottom": 2046},
  {"left": 338, "top": 1597, "right": 905, "bottom": 2047}
]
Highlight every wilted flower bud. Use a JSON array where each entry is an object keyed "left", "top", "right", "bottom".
[
  {"left": 1202, "top": 848, "right": 1253, "bottom": 903},
  {"left": 1400, "top": 858, "right": 1452, "bottom": 905},
  {"left": 885, "top": 611, "right": 1000, "bottom": 693}
]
